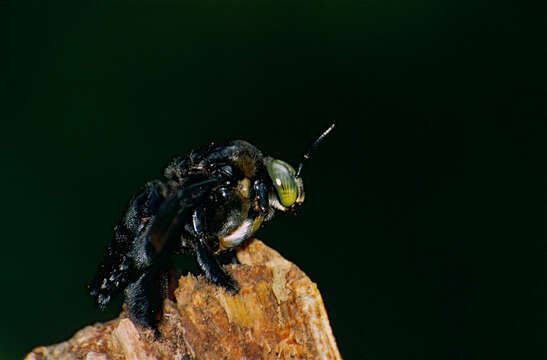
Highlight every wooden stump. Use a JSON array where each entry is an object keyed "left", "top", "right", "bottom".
[{"left": 25, "top": 239, "right": 342, "bottom": 360}]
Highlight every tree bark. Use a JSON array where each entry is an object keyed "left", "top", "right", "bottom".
[{"left": 25, "top": 239, "right": 342, "bottom": 360}]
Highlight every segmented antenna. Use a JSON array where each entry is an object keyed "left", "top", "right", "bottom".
[{"left": 296, "top": 123, "right": 335, "bottom": 177}]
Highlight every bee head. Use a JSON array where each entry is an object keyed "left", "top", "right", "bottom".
[{"left": 265, "top": 123, "right": 335, "bottom": 213}]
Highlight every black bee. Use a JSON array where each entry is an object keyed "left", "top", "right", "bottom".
[{"left": 88, "top": 123, "right": 335, "bottom": 328}]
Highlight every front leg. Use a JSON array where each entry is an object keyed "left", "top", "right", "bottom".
[
  {"left": 191, "top": 208, "right": 240, "bottom": 294},
  {"left": 224, "top": 247, "right": 239, "bottom": 265},
  {"left": 252, "top": 179, "right": 269, "bottom": 215}
]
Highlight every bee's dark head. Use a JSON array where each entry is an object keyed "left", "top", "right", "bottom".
[{"left": 265, "top": 123, "right": 335, "bottom": 214}]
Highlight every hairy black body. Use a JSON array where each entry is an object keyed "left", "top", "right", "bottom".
[{"left": 88, "top": 125, "right": 334, "bottom": 328}]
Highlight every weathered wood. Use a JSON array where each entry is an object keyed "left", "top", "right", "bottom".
[{"left": 25, "top": 239, "right": 342, "bottom": 360}]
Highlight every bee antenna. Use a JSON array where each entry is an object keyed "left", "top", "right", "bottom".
[{"left": 296, "top": 122, "right": 335, "bottom": 177}]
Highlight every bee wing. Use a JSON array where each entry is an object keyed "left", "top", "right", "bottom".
[{"left": 88, "top": 177, "right": 220, "bottom": 310}]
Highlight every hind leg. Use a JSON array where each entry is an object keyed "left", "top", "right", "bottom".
[
  {"left": 124, "top": 263, "right": 171, "bottom": 328},
  {"left": 89, "top": 181, "right": 167, "bottom": 310}
]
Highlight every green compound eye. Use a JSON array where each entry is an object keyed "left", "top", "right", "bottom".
[{"left": 265, "top": 159, "right": 298, "bottom": 207}]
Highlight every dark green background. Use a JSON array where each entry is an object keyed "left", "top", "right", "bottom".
[{"left": 1, "top": 1, "right": 544, "bottom": 359}]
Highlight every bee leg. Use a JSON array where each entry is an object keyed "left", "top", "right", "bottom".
[
  {"left": 193, "top": 238, "right": 240, "bottom": 294},
  {"left": 191, "top": 208, "right": 240, "bottom": 294},
  {"left": 252, "top": 179, "right": 269, "bottom": 215},
  {"left": 124, "top": 179, "right": 223, "bottom": 328},
  {"left": 124, "top": 264, "right": 168, "bottom": 330},
  {"left": 225, "top": 248, "right": 239, "bottom": 265},
  {"left": 163, "top": 265, "right": 178, "bottom": 301},
  {"left": 89, "top": 181, "right": 166, "bottom": 311}
]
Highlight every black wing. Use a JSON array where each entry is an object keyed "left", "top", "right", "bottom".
[{"left": 88, "top": 177, "right": 219, "bottom": 310}]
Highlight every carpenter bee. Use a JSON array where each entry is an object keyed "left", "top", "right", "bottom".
[{"left": 88, "top": 123, "right": 335, "bottom": 328}]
